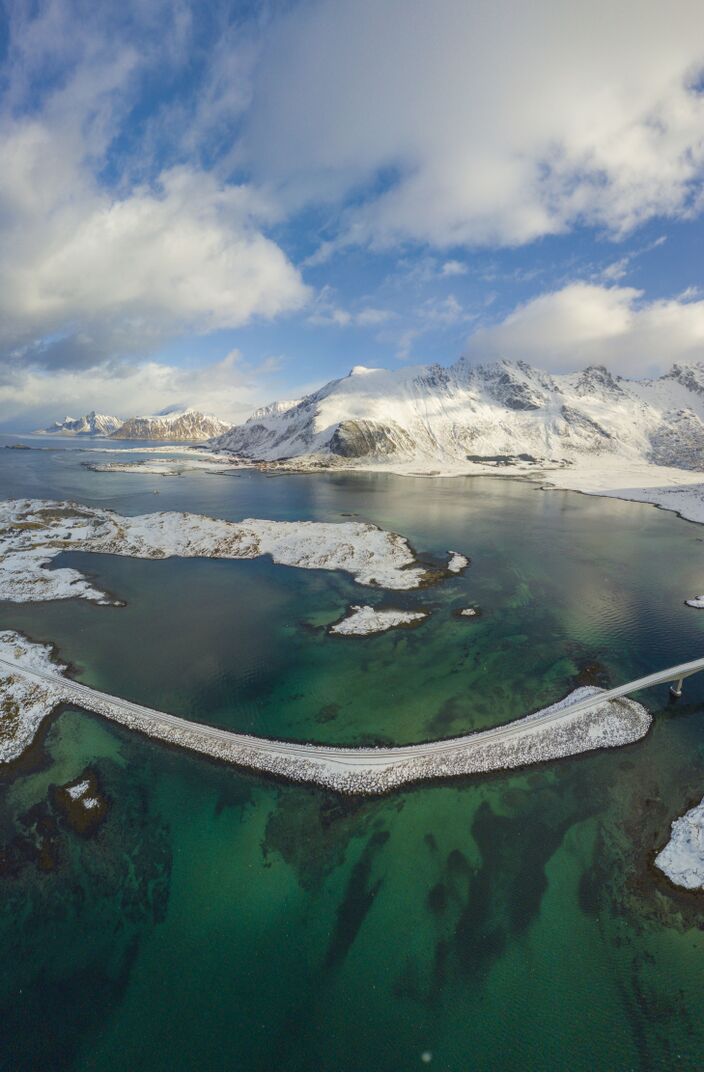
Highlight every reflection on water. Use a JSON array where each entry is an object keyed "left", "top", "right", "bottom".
[{"left": 1, "top": 440, "right": 704, "bottom": 1070}]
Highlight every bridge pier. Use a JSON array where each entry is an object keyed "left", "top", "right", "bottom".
[{"left": 670, "top": 678, "right": 684, "bottom": 698}]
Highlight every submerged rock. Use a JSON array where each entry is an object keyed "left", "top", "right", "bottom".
[{"left": 52, "top": 769, "right": 109, "bottom": 837}]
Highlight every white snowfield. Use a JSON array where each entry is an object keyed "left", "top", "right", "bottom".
[
  {"left": 0, "top": 632, "right": 652, "bottom": 793},
  {"left": 329, "top": 605, "right": 428, "bottom": 636},
  {"left": 0, "top": 498, "right": 437, "bottom": 602},
  {"left": 655, "top": 802, "right": 704, "bottom": 890}
]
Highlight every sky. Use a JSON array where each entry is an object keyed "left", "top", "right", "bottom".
[{"left": 1, "top": 0, "right": 704, "bottom": 429}]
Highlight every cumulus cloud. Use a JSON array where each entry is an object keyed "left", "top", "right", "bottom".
[
  {"left": 0, "top": 159, "right": 307, "bottom": 362},
  {"left": 464, "top": 283, "right": 704, "bottom": 376},
  {"left": 0, "top": 351, "right": 273, "bottom": 429},
  {"left": 0, "top": 3, "right": 308, "bottom": 372},
  {"left": 246, "top": 0, "right": 704, "bottom": 249}
]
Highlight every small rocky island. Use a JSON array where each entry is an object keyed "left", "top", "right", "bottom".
[
  {"left": 655, "top": 800, "right": 704, "bottom": 890},
  {"left": 329, "top": 605, "right": 429, "bottom": 636}
]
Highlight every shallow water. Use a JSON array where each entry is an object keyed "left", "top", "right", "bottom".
[{"left": 1, "top": 439, "right": 704, "bottom": 1070}]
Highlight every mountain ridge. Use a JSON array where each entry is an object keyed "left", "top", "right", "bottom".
[
  {"left": 209, "top": 357, "right": 704, "bottom": 472},
  {"left": 38, "top": 408, "right": 231, "bottom": 442}
]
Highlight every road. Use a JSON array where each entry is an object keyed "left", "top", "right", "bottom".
[{"left": 2, "top": 653, "right": 702, "bottom": 781}]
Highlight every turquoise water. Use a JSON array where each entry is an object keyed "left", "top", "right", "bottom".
[{"left": 2, "top": 439, "right": 704, "bottom": 1070}]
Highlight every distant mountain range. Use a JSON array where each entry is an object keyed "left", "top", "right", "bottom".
[
  {"left": 41, "top": 411, "right": 124, "bottom": 437},
  {"left": 38, "top": 408, "right": 231, "bottom": 442},
  {"left": 209, "top": 358, "right": 704, "bottom": 471}
]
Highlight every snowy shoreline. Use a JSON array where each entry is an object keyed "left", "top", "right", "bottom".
[
  {"left": 0, "top": 498, "right": 461, "bottom": 603},
  {"left": 253, "top": 454, "right": 704, "bottom": 529}
]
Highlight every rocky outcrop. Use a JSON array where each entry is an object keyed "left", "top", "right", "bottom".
[
  {"left": 648, "top": 409, "right": 704, "bottom": 470},
  {"left": 329, "top": 419, "right": 416, "bottom": 458}
]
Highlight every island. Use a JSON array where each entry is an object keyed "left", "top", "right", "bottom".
[{"left": 0, "top": 497, "right": 458, "bottom": 601}]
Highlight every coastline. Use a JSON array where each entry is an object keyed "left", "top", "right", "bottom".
[{"left": 234, "top": 452, "right": 704, "bottom": 527}]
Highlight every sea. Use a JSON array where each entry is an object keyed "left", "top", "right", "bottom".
[{"left": 1, "top": 436, "right": 704, "bottom": 1071}]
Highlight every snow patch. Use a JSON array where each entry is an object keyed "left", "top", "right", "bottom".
[
  {"left": 329, "top": 605, "right": 428, "bottom": 636},
  {"left": 66, "top": 779, "right": 91, "bottom": 799},
  {"left": 655, "top": 800, "right": 704, "bottom": 890}
]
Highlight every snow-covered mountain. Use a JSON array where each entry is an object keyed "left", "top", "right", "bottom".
[
  {"left": 111, "top": 409, "right": 231, "bottom": 442},
  {"left": 38, "top": 407, "right": 231, "bottom": 441},
  {"left": 209, "top": 358, "right": 704, "bottom": 471},
  {"left": 38, "top": 411, "right": 123, "bottom": 436}
]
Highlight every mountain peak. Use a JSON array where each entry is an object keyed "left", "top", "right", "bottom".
[
  {"left": 37, "top": 412, "right": 123, "bottom": 436},
  {"left": 349, "top": 365, "right": 382, "bottom": 377}
]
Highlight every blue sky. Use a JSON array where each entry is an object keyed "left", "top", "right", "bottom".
[{"left": 1, "top": 0, "right": 704, "bottom": 427}]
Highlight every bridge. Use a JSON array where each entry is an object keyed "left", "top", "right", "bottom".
[{"left": 2, "top": 653, "right": 703, "bottom": 794}]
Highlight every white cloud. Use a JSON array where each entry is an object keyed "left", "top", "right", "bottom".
[
  {"left": 307, "top": 287, "right": 394, "bottom": 328},
  {"left": 0, "top": 351, "right": 274, "bottom": 429},
  {"left": 0, "top": 6, "right": 308, "bottom": 370},
  {"left": 419, "top": 294, "right": 470, "bottom": 327},
  {"left": 441, "top": 261, "right": 468, "bottom": 278},
  {"left": 354, "top": 307, "right": 394, "bottom": 327},
  {"left": 465, "top": 283, "right": 704, "bottom": 376},
  {"left": 246, "top": 0, "right": 704, "bottom": 248},
  {"left": 600, "top": 258, "right": 630, "bottom": 282}
]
